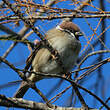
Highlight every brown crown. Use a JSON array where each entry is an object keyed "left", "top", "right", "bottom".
[{"left": 59, "top": 21, "right": 80, "bottom": 33}]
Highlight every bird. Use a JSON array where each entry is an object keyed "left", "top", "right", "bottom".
[{"left": 14, "top": 21, "right": 83, "bottom": 98}]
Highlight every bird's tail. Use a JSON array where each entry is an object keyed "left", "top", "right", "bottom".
[{"left": 14, "top": 81, "right": 30, "bottom": 98}]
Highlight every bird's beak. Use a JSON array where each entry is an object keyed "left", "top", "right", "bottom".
[{"left": 75, "top": 31, "right": 84, "bottom": 36}]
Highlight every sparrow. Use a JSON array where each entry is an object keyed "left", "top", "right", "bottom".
[{"left": 14, "top": 21, "right": 83, "bottom": 98}]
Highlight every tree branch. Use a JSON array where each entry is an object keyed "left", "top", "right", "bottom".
[{"left": 0, "top": 94, "right": 97, "bottom": 110}]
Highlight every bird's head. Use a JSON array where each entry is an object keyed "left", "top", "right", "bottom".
[{"left": 56, "top": 21, "right": 83, "bottom": 40}]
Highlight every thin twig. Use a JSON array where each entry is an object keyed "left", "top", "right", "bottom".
[
  {"left": 78, "top": 50, "right": 110, "bottom": 68},
  {"left": 0, "top": 57, "right": 24, "bottom": 80},
  {"left": 31, "top": 84, "right": 53, "bottom": 108}
]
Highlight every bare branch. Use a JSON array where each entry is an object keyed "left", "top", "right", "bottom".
[
  {"left": 0, "top": 94, "right": 97, "bottom": 110},
  {"left": 78, "top": 50, "right": 110, "bottom": 68},
  {"left": 1, "top": 14, "right": 110, "bottom": 22}
]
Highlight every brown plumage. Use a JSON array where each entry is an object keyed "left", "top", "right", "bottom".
[{"left": 14, "top": 21, "right": 83, "bottom": 98}]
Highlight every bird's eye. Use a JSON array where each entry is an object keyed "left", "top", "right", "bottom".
[
  {"left": 75, "top": 31, "right": 83, "bottom": 36},
  {"left": 64, "top": 29, "right": 74, "bottom": 34}
]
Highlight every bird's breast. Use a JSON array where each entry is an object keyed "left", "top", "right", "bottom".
[{"left": 47, "top": 32, "right": 81, "bottom": 72}]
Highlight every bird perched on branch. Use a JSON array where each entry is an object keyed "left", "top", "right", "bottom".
[{"left": 14, "top": 21, "right": 83, "bottom": 98}]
